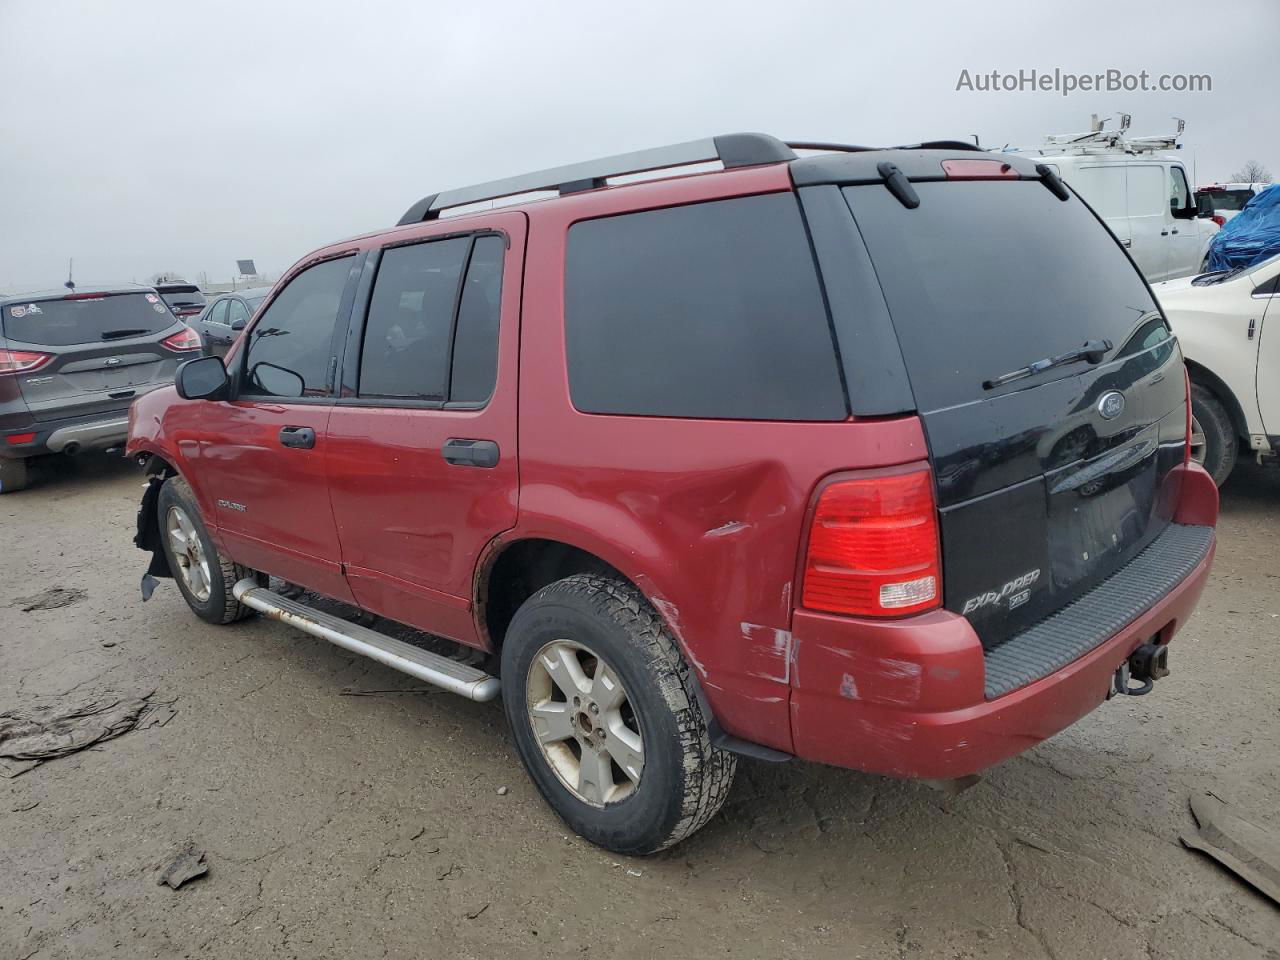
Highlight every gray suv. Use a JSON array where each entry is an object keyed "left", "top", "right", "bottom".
[{"left": 0, "top": 285, "right": 201, "bottom": 492}]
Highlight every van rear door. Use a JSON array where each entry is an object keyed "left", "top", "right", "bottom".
[{"left": 798, "top": 159, "right": 1189, "bottom": 651}]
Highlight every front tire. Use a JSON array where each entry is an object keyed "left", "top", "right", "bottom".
[
  {"left": 157, "top": 476, "right": 259, "bottom": 624},
  {"left": 501, "top": 574, "right": 736, "bottom": 855},
  {"left": 1189, "top": 383, "right": 1237, "bottom": 486}
]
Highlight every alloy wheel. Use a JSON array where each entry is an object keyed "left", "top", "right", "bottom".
[
  {"left": 526, "top": 639, "right": 644, "bottom": 807},
  {"left": 166, "top": 505, "right": 212, "bottom": 602}
]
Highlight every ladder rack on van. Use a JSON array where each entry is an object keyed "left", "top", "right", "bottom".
[
  {"left": 1006, "top": 114, "right": 1186, "bottom": 158},
  {"left": 395, "top": 133, "right": 983, "bottom": 225}
]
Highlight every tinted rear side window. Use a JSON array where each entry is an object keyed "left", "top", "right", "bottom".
[
  {"left": 3, "top": 293, "right": 176, "bottom": 346},
  {"left": 843, "top": 181, "right": 1161, "bottom": 412},
  {"left": 564, "top": 194, "right": 846, "bottom": 421},
  {"left": 360, "top": 237, "right": 470, "bottom": 400},
  {"left": 450, "top": 235, "right": 504, "bottom": 404}
]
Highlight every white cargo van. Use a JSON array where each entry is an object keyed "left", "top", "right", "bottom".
[{"left": 1008, "top": 116, "right": 1218, "bottom": 282}]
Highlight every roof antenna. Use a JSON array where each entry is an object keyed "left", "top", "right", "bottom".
[
  {"left": 64, "top": 258, "right": 75, "bottom": 291},
  {"left": 971, "top": 133, "right": 980, "bottom": 147}
]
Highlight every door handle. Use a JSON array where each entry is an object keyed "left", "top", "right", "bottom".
[
  {"left": 1122, "top": 238, "right": 1132, "bottom": 248},
  {"left": 1171, "top": 228, "right": 1179, "bottom": 235},
  {"left": 279, "top": 426, "right": 316, "bottom": 449},
  {"left": 1160, "top": 230, "right": 1169, "bottom": 236},
  {"left": 442, "top": 438, "right": 500, "bottom": 468}
]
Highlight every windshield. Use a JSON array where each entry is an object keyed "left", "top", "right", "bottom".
[
  {"left": 158, "top": 287, "right": 206, "bottom": 309},
  {"left": 844, "top": 180, "right": 1161, "bottom": 412},
  {"left": 2, "top": 292, "right": 178, "bottom": 346}
]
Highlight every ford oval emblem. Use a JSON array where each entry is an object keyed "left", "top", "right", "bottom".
[{"left": 1097, "top": 390, "right": 1125, "bottom": 420}]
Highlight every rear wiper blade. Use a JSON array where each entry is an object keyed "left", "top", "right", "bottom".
[
  {"left": 983, "top": 338, "right": 1112, "bottom": 390},
  {"left": 100, "top": 328, "right": 148, "bottom": 340}
]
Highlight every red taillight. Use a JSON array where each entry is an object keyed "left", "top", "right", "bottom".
[
  {"left": 802, "top": 466, "right": 942, "bottom": 617},
  {"left": 1212, "top": 214, "right": 1225, "bottom": 227},
  {"left": 6, "top": 432, "right": 37, "bottom": 445},
  {"left": 161, "top": 327, "right": 202, "bottom": 352},
  {"left": 0, "top": 349, "right": 53, "bottom": 375},
  {"left": 1184, "top": 367, "right": 1193, "bottom": 464},
  {"left": 941, "top": 159, "right": 1018, "bottom": 180}
]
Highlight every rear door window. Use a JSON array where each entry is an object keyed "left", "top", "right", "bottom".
[
  {"left": 207, "top": 299, "right": 229, "bottom": 325},
  {"left": 357, "top": 233, "right": 504, "bottom": 404},
  {"left": 359, "top": 237, "right": 471, "bottom": 401},
  {"left": 564, "top": 194, "right": 846, "bottom": 421},
  {"left": 241, "top": 256, "right": 353, "bottom": 398},
  {"left": 3, "top": 293, "right": 176, "bottom": 346},
  {"left": 843, "top": 180, "right": 1160, "bottom": 412}
]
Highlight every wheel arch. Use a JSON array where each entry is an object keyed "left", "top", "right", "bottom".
[{"left": 1185, "top": 359, "right": 1249, "bottom": 442}]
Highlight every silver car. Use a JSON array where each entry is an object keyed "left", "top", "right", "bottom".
[{"left": 188, "top": 288, "right": 272, "bottom": 358}]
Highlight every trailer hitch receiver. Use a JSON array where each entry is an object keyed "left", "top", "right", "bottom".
[{"left": 1112, "top": 642, "right": 1169, "bottom": 697}]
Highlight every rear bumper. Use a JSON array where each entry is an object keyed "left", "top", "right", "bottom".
[
  {"left": 788, "top": 464, "right": 1219, "bottom": 780},
  {"left": 1, "top": 409, "right": 132, "bottom": 459}
]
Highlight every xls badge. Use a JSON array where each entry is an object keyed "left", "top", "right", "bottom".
[{"left": 962, "top": 568, "right": 1041, "bottom": 615}]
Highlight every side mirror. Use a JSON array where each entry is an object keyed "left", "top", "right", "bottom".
[
  {"left": 230, "top": 317, "right": 247, "bottom": 332},
  {"left": 175, "top": 356, "right": 229, "bottom": 400},
  {"left": 249, "top": 362, "right": 305, "bottom": 398}
]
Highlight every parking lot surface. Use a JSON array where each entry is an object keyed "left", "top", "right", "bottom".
[{"left": 2, "top": 455, "right": 1277, "bottom": 960}]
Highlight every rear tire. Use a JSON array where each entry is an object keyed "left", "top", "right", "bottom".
[
  {"left": 501, "top": 574, "right": 736, "bottom": 855},
  {"left": 1189, "top": 383, "right": 1237, "bottom": 487},
  {"left": 157, "top": 476, "right": 259, "bottom": 624},
  {"left": 0, "top": 457, "right": 29, "bottom": 494}
]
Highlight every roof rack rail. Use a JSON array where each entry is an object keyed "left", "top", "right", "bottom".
[{"left": 396, "top": 132, "right": 796, "bottom": 226}]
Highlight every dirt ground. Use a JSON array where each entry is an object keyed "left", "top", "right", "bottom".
[{"left": 1, "top": 454, "right": 1277, "bottom": 960}]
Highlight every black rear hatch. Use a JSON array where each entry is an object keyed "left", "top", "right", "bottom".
[{"left": 796, "top": 155, "right": 1187, "bottom": 649}]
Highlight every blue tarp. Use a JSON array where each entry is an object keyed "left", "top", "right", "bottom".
[{"left": 1207, "top": 184, "right": 1280, "bottom": 272}]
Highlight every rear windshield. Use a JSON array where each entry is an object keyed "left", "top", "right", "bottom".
[
  {"left": 2, "top": 292, "right": 177, "bottom": 346},
  {"left": 1202, "top": 189, "right": 1252, "bottom": 212},
  {"left": 158, "top": 287, "right": 206, "bottom": 309},
  {"left": 843, "top": 181, "right": 1161, "bottom": 412}
]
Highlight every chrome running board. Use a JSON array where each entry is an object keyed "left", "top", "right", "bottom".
[{"left": 232, "top": 579, "right": 500, "bottom": 702}]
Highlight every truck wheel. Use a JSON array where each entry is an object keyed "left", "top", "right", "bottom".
[
  {"left": 501, "top": 574, "right": 736, "bottom": 855},
  {"left": 157, "top": 476, "right": 259, "bottom": 624},
  {"left": 0, "top": 458, "right": 29, "bottom": 494},
  {"left": 1189, "top": 383, "right": 1237, "bottom": 487}
]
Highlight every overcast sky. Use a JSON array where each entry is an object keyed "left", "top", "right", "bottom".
[{"left": 1, "top": 0, "right": 1275, "bottom": 291}]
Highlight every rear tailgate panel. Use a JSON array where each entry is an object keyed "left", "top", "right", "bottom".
[
  {"left": 928, "top": 341, "right": 1186, "bottom": 647},
  {"left": 16, "top": 336, "right": 182, "bottom": 422},
  {"left": 2, "top": 293, "right": 186, "bottom": 422},
  {"left": 799, "top": 161, "right": 1189, "bottom": 650}
]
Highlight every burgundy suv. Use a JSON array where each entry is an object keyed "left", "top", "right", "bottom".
[{"left": 128, "top": 133, "right": 1218, "bottom": 854}]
